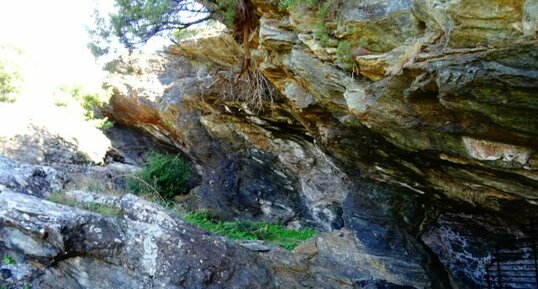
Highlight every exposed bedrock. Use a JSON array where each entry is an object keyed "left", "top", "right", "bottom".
[{"left": 97, "top": 0, "right": 538, "bottom": 287}]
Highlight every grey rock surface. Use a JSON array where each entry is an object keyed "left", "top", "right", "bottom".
[
  {"left": 421, "top": 213, "right": 530, "bottom": 289},
  {"left": 0, "top": 191, "right": 275, "bottom": 289},
  {"left": 0, "top": 156, "right": 64, "bottom": 198}
]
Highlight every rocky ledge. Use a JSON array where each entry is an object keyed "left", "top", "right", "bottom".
[{"left": 0, "top": 158, "right": 437, "bottom": 289}]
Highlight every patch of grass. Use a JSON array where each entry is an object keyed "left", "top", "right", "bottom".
[
  {"left": 47, "top": 191, "right": 121, "bottom": 217},
  {"left": 48, "top": 191, "right": 78, "bottom": 207},
  {"left": 184, "top": 211, "right": 316, "bottom": 250},
  {"left": 336, "top": 40, "right": 354, "bottom": 70},
  {"left": 2, "top": 255, "right": 16, "bottom": 265},
  {"left": 314, "top": 0, "right": 335, "bottom": 45},
  {"left": 82, "top": 203, "right": 121, "bottom": 217},
  {"left": 126, "top": 152, "right": 191, "bottom": 201}
]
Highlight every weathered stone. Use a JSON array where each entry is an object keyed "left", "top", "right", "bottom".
[
  {"left": 356, "top": 53, "right": 391, "bottom": 81},
  {"left": 169, "top": 32, "right": 242, "bottom": 68},
  {"left": 0, "top": 156, "right": 64, "bottom": 198},
  {"left": 240, "top": 242, "right": 272, "bottom": 252},
  {"left": 341, "top": 184, "right": 442, "bottom": 289},
  {"left": 0, "top": 191, "right": 276, "bottom": 289},
  {"left": 259, "top": 18, "right": 297, "bottom": 51},
  {"left": 462, "top": 136, "right": 531, "bottom": 166},
  {"left": 412, "top": 0, "right": 530, "bottom": 48},
  {"left": 298, "top": 229, "right": 429, "bottom": 289},
  {"left": 421, "top": 213, "right": 530, "bottom": 288},
  {"left": 337, "top": 0, "right": 422, "bottom": 52},
  {"left": 282, "top": 48, "right": 349, "bottom": 111}
]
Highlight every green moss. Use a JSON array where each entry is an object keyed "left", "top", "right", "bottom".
[{"left": 184, "top": 211, "right": 316, "bottom": 250}]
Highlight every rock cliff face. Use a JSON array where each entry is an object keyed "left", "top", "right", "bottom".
[
  {"left": 101, "top": 0, "right": 538, "bottom": 288},
  {"left": 0, "top": 160, "right": 437, "bottom": 289},
  {"left": 2, "top": 1, "right": 535, "bottom": 288}
]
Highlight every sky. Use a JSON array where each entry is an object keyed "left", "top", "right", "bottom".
[{"left": 0, "top": 0, "right": 116, "bottom": 99}]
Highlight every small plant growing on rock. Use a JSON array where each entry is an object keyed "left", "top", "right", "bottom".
[
  {"left": 126, "top": 152, "right": 191, "bottom": 201},
  {"left": 47, "top": 191, "right": 121, "bottom": 217},
  {"left": 184, "top": 211, "right": 316, "bottom": 250},
  {"left": 2, "top": 255, "right": 16, "bottom": 265},
  {"left": 336, "top": 40, "right": 354, "bottom": 70},
  {"left": 57, "top": 84, "right": 114, "bottom": 131},
  {"left": 278, "top": 0, "right": 337, "bottom": 45},
  {"left": 48, "top": 191, "right": 78, "bottom": 207}
]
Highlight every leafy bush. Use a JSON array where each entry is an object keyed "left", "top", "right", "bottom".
[
  {"left": 184, "top": 211, "right": 316, "bottom": 250},
  {"left": 127, "top": 152, "right": 191, "bottom": 201},
  {"left": 57, "top": 84, "right": 114, "bottom": 131}
]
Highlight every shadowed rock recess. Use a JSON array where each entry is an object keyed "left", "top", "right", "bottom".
[{"left": 1, "top": 0, "right": 537, "bottom": 288}]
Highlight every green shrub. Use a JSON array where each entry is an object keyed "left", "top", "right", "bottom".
[
  {"left": 126, "top": 152, "right": 191, "bottom": 201},
  {"left": 314, "top": 0, "right": 335, "bottom": 44},
  {"left": 58, "top": 84, "right": 114, "bottom": 131},
  {"left": 2, "top": 255, "right": 16, "bottom": 265},
  {"left": 184, "top": 211, "right": 316, "bottom": 250}
]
